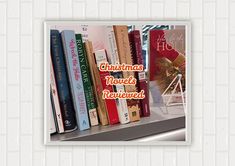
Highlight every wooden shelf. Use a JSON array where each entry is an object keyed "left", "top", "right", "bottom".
[{"left": 51, "top": 105, "right": 185, "bottom": 141}]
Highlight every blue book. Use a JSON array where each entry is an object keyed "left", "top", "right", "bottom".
[
  {"left": 61, "top": 30, "right": 90, "bottom": 131},
  {"left": 50, "top": 30, "right": 77, "bottom": 132}
]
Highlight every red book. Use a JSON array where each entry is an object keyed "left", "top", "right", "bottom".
[
  {"left": 148, "top": 29, "right": 186, "bottom": 105},
  {"left": 94, "top": 49, "right": 119, "bottom": 125},
  {"left": 149, "top": 29, "right": 185, "bottom": 81},
  {"left": 129, "top": 30, "right": 150, "bottom": 117}
]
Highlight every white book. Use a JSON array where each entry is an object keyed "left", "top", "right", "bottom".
[
  {"left": 103, "top": 26, "right": 130, "bottom": 124},
  {"left": 49, "top": 100, "right": 56, "bottom": 134},
  {"left": 50, "top": 57, "right": 65, "bottom": 133}
]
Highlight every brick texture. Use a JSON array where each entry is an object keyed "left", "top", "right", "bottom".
[{"left": 0, "top": 0, "right": 235, "bottom": 166}]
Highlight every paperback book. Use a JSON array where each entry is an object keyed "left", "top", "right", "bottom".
[
  {"left": 50, "top": 30, "right": 77, "bottom": 132},
  {"left": 76, "top": 34, "right": 99, "bottom": 126},
  {"left": 61, "top": 30, "right": 90, "bottom": 131}
]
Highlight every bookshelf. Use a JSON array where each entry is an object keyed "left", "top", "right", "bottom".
[{"left": 51, "top": 105, "right": 185, "bottom": 141}]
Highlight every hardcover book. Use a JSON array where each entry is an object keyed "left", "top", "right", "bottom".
[
  {"left": 129, "top": 30, "right": 150, "bottom": 117},
  {"left": 94, "top": 49, "right": 120, "bottom": 125},
  {"left": 84, "top": 41, "right": 109, "bottom": 125},
  {"left": 50, "top": 56, "right": 65, "bottom": 133},
  {"left": 103, "top": 26, "right": 130, "bottom": 124},
  {"left": 149, "top": 29, "right": 185, "bottom": 105},
  {"left": 61, "top": 30, "right": 90, "bottom": 131},
  {"left": 75, "top": 34, "right": 99, "bottom": 126},
  {"left": 50, "top": 30, "right": 77, "bottom": 132},
  {"left": 113, "top": 25, "right": 141, "bottom": 122}
]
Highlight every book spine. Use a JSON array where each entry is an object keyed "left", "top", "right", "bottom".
[
  {"left": 104, "top": 26, "right": 130, "bottom": 124},
  {"left": 112, "top": 73, "right": 130, "bottom": 124},
  {"left": 129, "top": 30, "right": 150, "bottom": 117},
  {"left": 50, "top": 57, "right": 65, "bottom": 133},
  {"left": 75, "top": 34, "right": 99, "bottom": 126},
  {"left": 61, "top": 30, "right": 90, "bottom": 131},
  {"left": 84, "top": 41, "right": 109, "bottom": 126},
  {"left": 94, "top": 49, "right": 120, "bottom": 125},
  {"left": 113, "top": 26, "right": 141, "bottom": 122},
  {"left": 49, "top": 94, "right": 57, "bottom": 134},
  {"left": 50, "top": 30, "right": 77, "bottom": 132}
]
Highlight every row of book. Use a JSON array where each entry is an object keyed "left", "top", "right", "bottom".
[{"left": 49, "top": 25, "right": 150, "bottom": 134}]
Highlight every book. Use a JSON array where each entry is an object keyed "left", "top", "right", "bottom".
[
  {"left": 84, "top": 41, "right": 109, "bottom": 125},
  {"left": 75, "top": 34, "right": 99, "bottom": 126},
  {"left": 149, "top": 29, "right": 185, "bottom": 104},
  {"left": 61, "top": 30, "right": 90, "bottom": 131},
  {"left": 113, "top": 25, "right": 140, "bottom": 122},
  {"left": 49, "top": 95, "right": 56, "bottom": 134},
  {"left": 50, "top": 30, "right": 77, "bottom": 132},
  {"left": 52, "top": 25, "right": 105, "bottom": 50},
  {"left": 94, "top": 49, "right": 120, "bottom": 125},
  {"left": 129, "top": 30, "right": 150, "bottom": 117},
  {"left": 103, "top": 26, "right": 130, "bottom": 124},
  {"left": 50, "top": 56, "right": 65, "bottom": 133}
]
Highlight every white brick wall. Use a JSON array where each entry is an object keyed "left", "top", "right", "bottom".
[{"left": 0, "top": 0, "right": 235, "bottom": 165}]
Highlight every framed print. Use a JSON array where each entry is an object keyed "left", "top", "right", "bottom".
[{"left": 44, "top": 20, "right": 191, "bottom": 145}]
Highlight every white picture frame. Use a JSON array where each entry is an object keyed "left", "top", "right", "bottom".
[{"left": 44, "top": 20, "right": 191, "bottom": 145}]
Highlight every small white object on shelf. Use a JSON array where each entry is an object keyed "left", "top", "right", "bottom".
[{"left": 161, "top": 74, "right": 186, "bottom": 113}]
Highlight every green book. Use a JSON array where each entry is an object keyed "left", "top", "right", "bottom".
[{"left": 76, "top": 34, "right": 99, "bottom": 126}]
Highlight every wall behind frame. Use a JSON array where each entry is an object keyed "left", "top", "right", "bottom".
[{"left": 0, "top": 0, "right": 235, "bottom": 166}]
